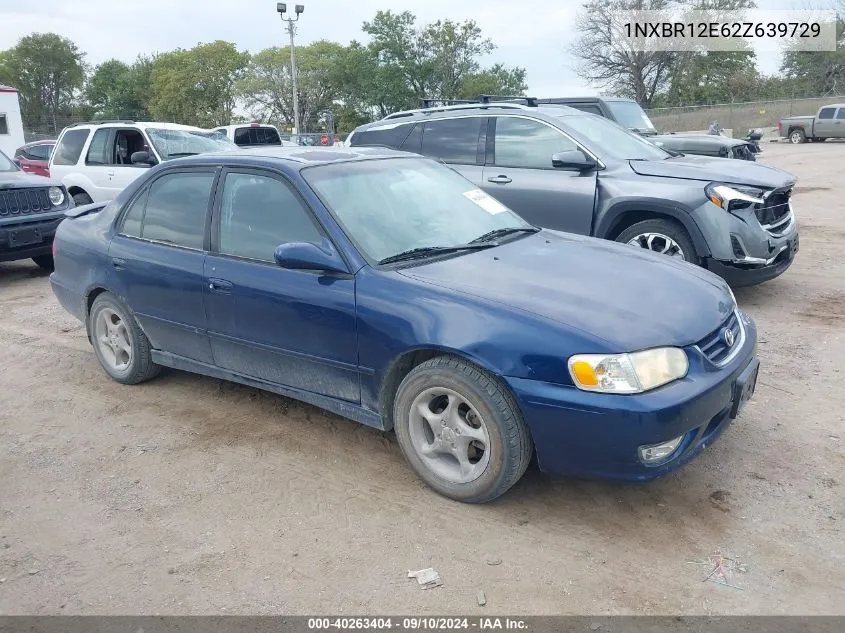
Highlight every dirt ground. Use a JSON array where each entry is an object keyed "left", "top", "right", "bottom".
[{"left": 0, "top": 141, "right": 843, "bottom": 616}]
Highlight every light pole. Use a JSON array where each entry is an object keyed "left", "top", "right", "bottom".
[{"left": 277, "top": 3, "right": 304, "bottom": 135}]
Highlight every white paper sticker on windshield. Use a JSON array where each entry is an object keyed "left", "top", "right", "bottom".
[{"left": 463, "top": 189, "right": 508, "bottom": 215}]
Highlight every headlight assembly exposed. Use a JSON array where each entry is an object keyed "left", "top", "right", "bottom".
[
  {"left": 568, "top": 347, "right": 689, "bottom": 394},
  {"left": 705, "top": 183, "right": 766, "bottom": 212},
  {"left": 48, "top": 186, "right": 65, "bottom": 206}
]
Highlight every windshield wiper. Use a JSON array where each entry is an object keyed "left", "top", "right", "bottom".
[
  {"left": 378, "top": 243, "right": 498, "bottom": 265},
  {"left": 469, "top": 226, "right": 540, "bottom": 244}
]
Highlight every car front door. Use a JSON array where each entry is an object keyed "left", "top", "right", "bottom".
[
  {"left": 203, "top": 168, "right": 359, "bottom": 402},
  {"left": 108, "top": 128, "right": 154, "bottom": 196},
  {"left": 107, "top": 168, "right": 217, "bottom": 363},
  {"left": 482, "top": 116, "right": 597, "bottom": 235},
  {"left": 814, "top": 107, "right": 838, "bottom": 137}
]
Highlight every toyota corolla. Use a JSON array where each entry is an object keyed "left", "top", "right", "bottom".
[{"left": 50, "top": 147, "right": 759, "bottom": 503}]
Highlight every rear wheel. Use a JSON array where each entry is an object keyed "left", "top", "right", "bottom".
[
  {"left": 393, "top": 356, "right": 532, "bottom": 503},
  {"left": 615, "top": 218, "right": 699, "bottom": 264},
  {"left": 789, "top": 129, "right": 806, "bottom": 144},
  {"left": 32, "top": 254, "right": 54, "bottom": 271},
  {"left": 72, "top": 191, "right": 93, "bottom": 206},
  {"left": 88, "top": 293, "right": 160, "bottom": 385}
]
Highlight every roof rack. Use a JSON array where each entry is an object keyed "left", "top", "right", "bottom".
[
  {"left": 68, "top": 120, "right": 136, "bottom": 127},
  {"left": 479, "top": 94, "right": 538, "bottom": 107},
  {"left": 382, "top": 101, "right": 530, "bottom": 121},
  {"left": 421, "top": 98, "right": 476, "bottom": 108}
]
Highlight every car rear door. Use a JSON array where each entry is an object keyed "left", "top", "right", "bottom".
[
  {"left": 814, "top": 107, "right": 838, "bottom": 137},
  {"left": 107, "top": 167, "right": 217, "bottom": 363},
  {"left": 203, "top": 168, "right": 359, "bottom": 402},
  {"left": 417, "top": 116, "right": 486, "bottom": 188},
  {"left": 482, "top": 115, "right": 596, "bottom": 235},
  {"left": 83, "top": 128, "right": 120, "bottom": 199}
]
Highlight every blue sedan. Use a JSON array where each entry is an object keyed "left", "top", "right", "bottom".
[{"left": 50, "top": 147, "right": 759, "bottom": 502}]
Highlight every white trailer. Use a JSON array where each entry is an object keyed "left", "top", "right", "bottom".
[{"left": 0, "top": 86, "right": 26, "bottom": 157}]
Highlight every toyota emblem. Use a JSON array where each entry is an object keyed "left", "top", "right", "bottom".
[{"left": 723, "top": 328, "right": 735, "bottom": 348}]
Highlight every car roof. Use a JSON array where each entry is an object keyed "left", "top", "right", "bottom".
[
  {"left": 357, "top": 104, "right": 587, "bottom": 132},
  {"left": 180, "top": 145, "right": 415, "bottom": 168},
  {"left": 539, "top": 96, "right": 634, "bottom": 103}
]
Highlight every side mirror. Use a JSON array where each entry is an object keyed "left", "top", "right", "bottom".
[
  {"left": 273, "top": 239, "right": 348, "bottom": 275},
  {"left": 551, "top": 150, "right": 598, "bottom": 171},
  {"left": 131, "top": 150, "right": 156, "bottom": 166}
]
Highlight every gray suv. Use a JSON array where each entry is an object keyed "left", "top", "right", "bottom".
[{"left": 347, "top": 102, "right": 798, "bottom": 286}]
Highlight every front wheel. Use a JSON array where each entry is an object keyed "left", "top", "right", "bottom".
[
  {"left": 88, "top": 293, "right": 160, "bottom": 385},
  {"left": 615, "top": 218, "right": 699, "bottom": 264},
  {"left": 393, "top": 356, "right": 533, "bottom": 503}
]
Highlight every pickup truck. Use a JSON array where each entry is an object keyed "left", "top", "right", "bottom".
[{"left": 779, "top": 103, "right": 845, "bottom": 143}]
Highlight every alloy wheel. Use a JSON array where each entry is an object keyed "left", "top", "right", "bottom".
[{"left": 627, "top": 232, "right": 686, "bottom": 259}]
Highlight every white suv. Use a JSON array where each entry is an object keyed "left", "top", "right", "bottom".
[{"left": 49, "top": 121, "right": 236, "bottom": 204}]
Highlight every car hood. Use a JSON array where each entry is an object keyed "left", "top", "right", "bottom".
[
  {"left": 628, "top": 154, "right": 794, "bottom": 188},
  {"left": 398, "top": 231, "right": 734, "bottom": 351},
  {"left": 0, "top": 170, "right": 62, "bottom": 189}
]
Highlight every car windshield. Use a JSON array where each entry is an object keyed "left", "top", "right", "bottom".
[
  {"left": 0, "top": 150, "right": 18, "bottom": 172},
  {"left": 146, "top": 128, "right": 236, "bottom": 160},
  {"left": 564, "top": 115, "right": 670, "bottom": 161},
  {"left": 303, "top": 157, "right": 533, "bottom": 264},
  {"left": 606, "top": 100, "right": 656, "bottom": 132}
]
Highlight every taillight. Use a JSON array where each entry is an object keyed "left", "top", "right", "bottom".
[
  {"left": 777, "top": 121, "right": 782, "bottom": 131},
  {"left": 51, "top": 237, "right": 58, "bottom": 259}
]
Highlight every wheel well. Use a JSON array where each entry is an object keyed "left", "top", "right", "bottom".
[
  {"left": 605, "top": 210, "right": 683, "bottom": 241},
  {"left": 787, "top": 126, "right": 804, "bottom": 137},
  {"left": 378, "top": 349, "right": 444, "bottom": 430},
  {"left": 67, "top": 186, "right": 88, "bottom": 197},
  {"left": 85, "top": 287, "right": 108, "bottom": 316}
]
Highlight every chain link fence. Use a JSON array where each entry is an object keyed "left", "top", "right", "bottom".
[{"left": 646, "top": 95, "right": 845, "bottom": 136}]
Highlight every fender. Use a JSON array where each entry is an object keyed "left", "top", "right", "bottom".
[{"left": 594, "top": 199, "right": 711, "bottom": 257}]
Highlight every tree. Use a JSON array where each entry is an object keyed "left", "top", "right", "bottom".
[
  {"left": 238, "top": 41, "right": 349, "bottom": 132},
  {"left": 149, "top": 41, "right": 249, "bottom": 127},
  {"left": 459, "top": 65, "right": 528, "bottom": 100},
  {"left": 87, "top": 56, "right": 154, "bottom": 120},
  {"left": 571, "top": 0, "right": 677, "bottom": 107},
  {"left": 0, "top": 33, "right": 86, "bottom": 133},
  {"left": 362, "top": 10, "right": 527, "bottom": 107},
  {"left": 781, "top": 12, "right": 845, "bottom": 96}
]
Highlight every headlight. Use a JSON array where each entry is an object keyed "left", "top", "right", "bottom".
[
  {"left": 48, "top": 186, "right": 65, "bottom": 206},
  {"left": 568, "top": 347, "right": 689, "bottom": 394},
  {"left": 705, "top": 183, "right": 766, "bottom": 212}
]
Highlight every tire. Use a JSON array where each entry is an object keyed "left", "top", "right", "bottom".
[
  {"left": 789, "top": 129, "right": 806, "bottom": 144},
  {"left": 73, "top": 191, "right": 93, "bottom": 206},
  {"left": 393, "top": 355, "right": 533, "bottom": 503},
  {"left": 817, "top": 137, "right": 828, "bottom": 142},
  {"left": 615, "top": 218, "right": 699, "bottom": 264},
  {"left": 88, "top": 293, "right": 160, "bottom": 385},
  {"left": 32, "top": 254, "right": 54, "bottom": 271}
]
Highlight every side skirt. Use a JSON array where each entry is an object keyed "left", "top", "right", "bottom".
[{"left": 151, "top": 350, "right": 386, "bottom": 431}]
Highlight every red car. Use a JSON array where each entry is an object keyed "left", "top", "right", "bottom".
[{"left": 13, "top": 140, "right": 56, "bottom": 178}]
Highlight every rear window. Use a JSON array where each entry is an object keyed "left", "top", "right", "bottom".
[
  {"left": 349, "top": 123, "right": 414, "bottom": 149},
  {"left": 53, "top": 128, "right": 90, "bottom": 166},
  {"left": 233, "top": 126, "right": 282, "bottom": 146}
]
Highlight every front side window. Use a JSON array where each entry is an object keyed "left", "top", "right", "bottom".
[
  {"left": 819, "top": 107, "right": 835, "bottom": 119},
  {"left": 303, "top": 157, "right": 530, "bottom": 264},
  {"left": 836, "top": 108, "right": 845, "bottom": 120},
  {"left": 139, "top": 172, "right": 215, "bottom": 249},
  {"left": 559, "top": 114, "right": 670, "bottom": 162},
  {"left": 218, "top": 172, "right": 323, "bottom": 262},
  {"left": 421, "top": 118, "right": 483, "bottom": 164},
  {"left": 0, "top": 149, "right": 17, "bottom": 172},
  {"left": 53, "top": 129, "right": 90, "bottom": 166},
  {"left": 494, "top": 117, "right": 577, "bottom": 169}
]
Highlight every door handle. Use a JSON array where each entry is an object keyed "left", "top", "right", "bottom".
[
  {"left": 111, "top": 257, "right": 126, "bottom": 270},
  {"left": 107, "top": 170, "right": 115, "bottom": 177},
  {"left": 487, "top": 175, "right": 512, "bottom": 184},
  {"left": 208, "top": 278, "right": 233, "bottom": 294}
]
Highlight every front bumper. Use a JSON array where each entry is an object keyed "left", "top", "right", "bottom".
[
  {"left": 506, "top": 313, "right": 758, "bottom": 480},
  {"left": 0, "top": 215, "right": 64, "bottom": 262},
  {"left": 705, "top": 233, "right": 798, "bottom": 287}
]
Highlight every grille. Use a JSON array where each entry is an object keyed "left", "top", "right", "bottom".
[
  {"left": 696, "top": 311, "right": 743, "bottom": 365},
  {"left": 0, "top": 188, "right": 55, "bottom": 217},
  {"left": 755, "top": 187, "right": 792, "bottom": 234}
]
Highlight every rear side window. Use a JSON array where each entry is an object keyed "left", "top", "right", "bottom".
[
  {"left": 421, "top": 118, "right": 483, "bottom": 164},
  {"left": 120, "top": 189, "right": 148, "bottom": 238},
  {"left": 400, "top": 124, "right": 423, "bottom": 153},
  {"left": 53, "top": 129, "right": 90, "bottom": 165},
  {"left": 139, "top": 172, "right": 215, "bottom": 249},
  {"left": 349, "top": 124, "right": 414, "bottom": 149},
  {"left": 819, "top": 107, "right": 835, "bottom": 119},
  {"left": 86, "top": 129, "right": 111, "bottom": 165},
  {"left": 494, "top": 117, "right": 577, "bottom": 169},
  {"left": 29, "top": 144, "right": 52, "bottom": 160}
]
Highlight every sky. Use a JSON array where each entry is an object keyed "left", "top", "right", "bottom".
[{"left": 0, "top": 0, "right": 821, "bottom": 99}]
